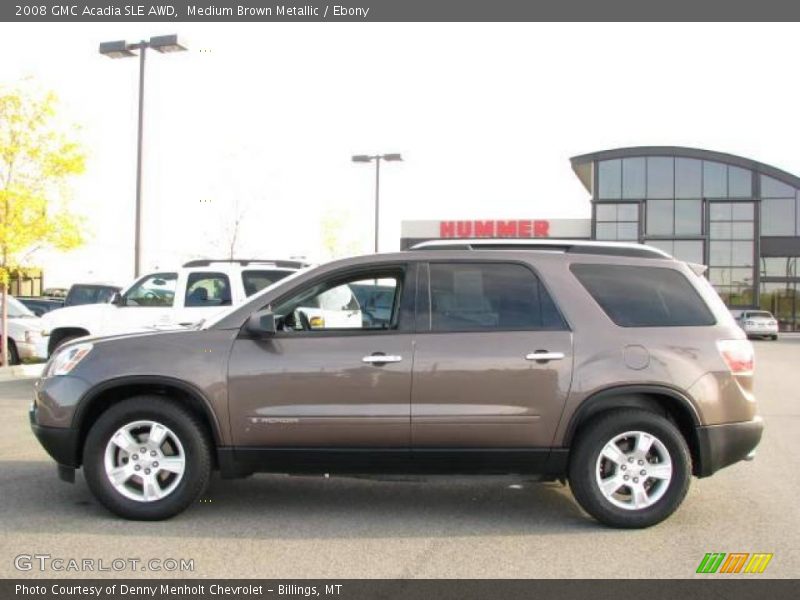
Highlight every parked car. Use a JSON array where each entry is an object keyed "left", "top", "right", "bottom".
[
  {"left": 0, "top": 296, "right": 48, "bottom": 365},
  {"left": 41, "top": 259, "right": 307, "bottom": 355},
  {"left": 735, "top": 310, "right": 779, "bottom": 340},
  {"left": 30, "top": 240, "right": 762, "bottom": 527},
  {"left": 16, "top": 296, "right": 64, "bottom": 317},
  {"left": 42, "top": 288, "right": 68, "bottom": 299},
  {"left": 64, "top": 283, "right": 122, "bottom": 308}
]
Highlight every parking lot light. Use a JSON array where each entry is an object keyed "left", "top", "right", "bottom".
[
  {"left": 351, "top": 153, "right": 403, "bottom": 253},
  {"left": 98, "top": 33, "right": 187, "bottom": 278}
]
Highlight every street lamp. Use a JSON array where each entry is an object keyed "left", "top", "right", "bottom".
[
  {"left": 351, "top": 153, "right": 403, "bottom": 253},
  {"left": 99, "top": 34, "right": 187, "bottom": 277}
]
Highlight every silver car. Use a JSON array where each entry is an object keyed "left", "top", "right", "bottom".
[{"left": 736, "top": 310, "right": 779, "bottom": 340}]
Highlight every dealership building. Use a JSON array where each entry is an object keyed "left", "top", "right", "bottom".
[{"left": 400, "top": 146, "right": 800, "bottom": 331}]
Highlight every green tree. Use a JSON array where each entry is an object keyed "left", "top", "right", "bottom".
[{"left": 0, "top": 82, "right": 86, "bottom": 366}]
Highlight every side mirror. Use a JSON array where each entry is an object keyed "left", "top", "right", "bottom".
[
  {"left": 111, "top": 292, "right": 125, "bottom": 306},
  {"left": 246, "top": 309, "right": 277, "bottom": 337}
]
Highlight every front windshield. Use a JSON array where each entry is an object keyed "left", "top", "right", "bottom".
[
  {"left": 202, "top": 267, "right": 310, "bottom": 329},
  {"left": 1, "top": 296, "right": 36, "bottom": 318}
]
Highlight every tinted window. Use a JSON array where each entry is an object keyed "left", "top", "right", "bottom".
[
  {"left": 571, "top": 264, "right": 715, "bottom": 327},
  {"left": 675, "top": 158, "right": 701, "bottom": 198},
  {"left": 241, "top": 269, "right": 293, "bottom": 297},
  {"left": 761, "top": 175, "right": 794, "bottom": 198},
  {"left": 728, "top": 166, "right": 752, "bottom": 198},
  {"left": 703, "top": 161, "right": 727, "bottom": 197},
  {"left": 622, "top": 158, "right": 646, "bottom": 199},
  {"left": 598, "top": 160, "right": 622, "bottom": 199},
  {"left": 65, "top": 285, "right": 119, "bottom": 306},
  {"left": 761, "top": 198, "right": 796, "bottom": 236},
  {"left": 646, "top": 157, "right": 674, "bottom": 199},
  {"left": 185, "top": 272, "right": 232, "bottom": 307},
  {"left": 429, "top": 263, "right": 566, "bottom": 331}
]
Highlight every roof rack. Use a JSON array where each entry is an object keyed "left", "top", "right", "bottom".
[
  {"left": 182, "top": 258, "right": 310, "bottom": 269},
  {"left": 409, "top": 239, "right": 672, "bottom": 259}
]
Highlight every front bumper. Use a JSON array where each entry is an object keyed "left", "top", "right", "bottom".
[
  {"left": 29, "top": 404, "right": 80, "bottom": 469},
  {"left": 696, "top": 416, "right": 764, "bottom": 477}
]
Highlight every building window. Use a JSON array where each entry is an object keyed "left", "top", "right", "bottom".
[
  {"left": 598, "top": 159, "right": 622, "bottom": 199},
  {"left": 646, "top": 157, "right": 674, "bottom": 199},
  {"left": 703, "top": 161, "right": 728, "bottom": 198},
  {"left": 708, "top": 201, "right": 755, "bottom": 307},
  {"left": 760, "top": 257, "right": 798, "bottom": 279},
  {"left": 646, "top": 198, "right": 702, "bottom": 236},
  {"left": 646, "top": 240, "right": 704, "bottom": 265},
  {"left": 595, "top": 203, "right": 639, "bottom": 241},
  {"left": 760, "top": 175, "right": 799, "bottom": 236},
  {"left": 675, "top": 158, "right": 702, "bottom": 198},
  {"left": 728, "top": 166, "right": 752, "bottom": 198},
  {"left": 622, "top": 157, "right": 646, "bottom": 199}
]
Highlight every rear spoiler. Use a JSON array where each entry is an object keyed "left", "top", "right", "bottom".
[{"left": 686, "top": 262, "right": 708, "bottom": 276}]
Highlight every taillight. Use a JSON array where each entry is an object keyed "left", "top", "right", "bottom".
[{"left": 717, "top": 339, "right": 754, "bottom": 376}]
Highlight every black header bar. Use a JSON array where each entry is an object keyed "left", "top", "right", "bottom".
[{"left": 4, "top": 0, "right": 800, "bottom": 22}]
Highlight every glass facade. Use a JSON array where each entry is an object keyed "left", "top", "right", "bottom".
[{"left": 586, "top": 149, "right": 800, "bottom": 330}]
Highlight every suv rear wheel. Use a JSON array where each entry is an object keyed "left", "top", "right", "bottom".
[
  {"left": 83, "top": 396, "right": 212, "bottom": 520},
  {"left": 569, "top": 408, "right": 691, "bottom": 528}
]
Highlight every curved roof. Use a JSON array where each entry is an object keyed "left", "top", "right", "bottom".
[{"left": 570, "top": 146, "right": 800, "bottom": 195}]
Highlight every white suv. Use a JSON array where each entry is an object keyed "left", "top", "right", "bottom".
[
  {"left": 42, "top": 259, "right": 307, "bottom": 354},
  {"left": 1, "top": 296, "right": 48, "bottom": 364}
]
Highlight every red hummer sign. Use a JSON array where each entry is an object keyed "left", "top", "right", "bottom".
[{"left": 439, "top": 220, "right": 551, "bottom": 238}]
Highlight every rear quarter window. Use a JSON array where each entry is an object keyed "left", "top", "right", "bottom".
[{"left": 570, "top": 264, "right": 716, "bottom": 327}]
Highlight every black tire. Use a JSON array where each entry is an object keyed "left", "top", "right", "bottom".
[
  {"left": 83, "top": 396, "right": 212, "bottom": 520},
  {"left": 7, "top": 340, "right": 20, "bottom": 365},
  {"left": 771, "top": 335, "right": 778, "bottom": 341},
  {"left": 569, "top": 408, "right": 691, "bottom": 529}
]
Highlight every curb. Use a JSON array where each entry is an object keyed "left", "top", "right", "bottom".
[{"left": 0, "top": 363, "right": 44, "bottom": 382}]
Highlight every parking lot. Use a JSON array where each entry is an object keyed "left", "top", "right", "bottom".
[{"left": 0, "top": 338, "right": 798, "bottom": 579}]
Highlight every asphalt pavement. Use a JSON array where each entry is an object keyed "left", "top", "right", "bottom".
[{"left": 1, "top": 339, "right": 798, "bottom": 579}]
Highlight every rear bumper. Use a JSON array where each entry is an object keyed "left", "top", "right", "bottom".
[
  {"left": 29, "top": 404, "right": 80, "bottom": 468},
  {"left": 696, "top": 416, "right": 764, "bottom": 477}
]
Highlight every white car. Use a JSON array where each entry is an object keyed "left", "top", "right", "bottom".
[
  {"left": 42, "top": 259, "right": 307, "bottom": 355},
  {"left": 0, "top": 296, "right": 48, "bottom": 365},
  {"left": 736, "top": 310, "right": 779, "bottom": 340}
]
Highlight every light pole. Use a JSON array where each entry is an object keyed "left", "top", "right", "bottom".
[
  {"left": 99, "top": 34, "right": 187, "bottom": 277},
  {"left": 352, "top": 153, "right": 403, "bottom": 253}
]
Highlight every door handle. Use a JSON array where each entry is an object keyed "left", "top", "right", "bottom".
[
  {"left": 362, "top": 354, "right": 403, "bottom": 364},
  {"left": 525, "top": 351, "right": 565, "bottom": 363}
]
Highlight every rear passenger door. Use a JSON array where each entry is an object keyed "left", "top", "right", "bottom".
[
  {"left": 411, "top": 261, "right": 573, "bottom": 449},
  {"left": 173, "top": 271, "right": 234, "bottom": 326}
]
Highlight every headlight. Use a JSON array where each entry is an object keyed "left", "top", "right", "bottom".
[{"left": 46, "top": 342, "right": 93, "bottom": 377}]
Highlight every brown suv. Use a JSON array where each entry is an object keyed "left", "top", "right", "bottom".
[{"left": 30, "top": 241, "right": 763, "bottom": 528}]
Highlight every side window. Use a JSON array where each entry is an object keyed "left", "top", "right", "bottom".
[
  {"left": 242, "top": 269, "right": 293, "bottom": 297},
  {"left": 185, "top": 272, "right": 232, "bottom": 308},
  {"left": 273, "top": 270, "right": 403, "bottom": 331},
  {"left": 570, "top": 264, "right": 716, "bottom": 327},
  {"left": 428, "top": 263, "right": 567, "bottom": 332},
  {"left": 124, "top": 273, "right": 178, "bottom": 307}
]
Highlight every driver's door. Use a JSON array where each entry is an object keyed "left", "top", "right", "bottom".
[
  {"left": 110, "top": 272, "right": 178, "bottom": 333},
  {"left": 227, "top": 263, "right": 416, "bottom": 448}
]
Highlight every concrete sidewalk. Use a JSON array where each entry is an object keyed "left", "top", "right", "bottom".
[{"left": 0, "top": 363, "right": 44, "bottom": 382}]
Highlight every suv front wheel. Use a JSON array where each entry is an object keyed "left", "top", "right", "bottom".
[
  {"left": 83, "top": 396, "right": 212, "bottom": 520},
  {"left": 569, "top": 408, "right": 691, "bottom": 528}
]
